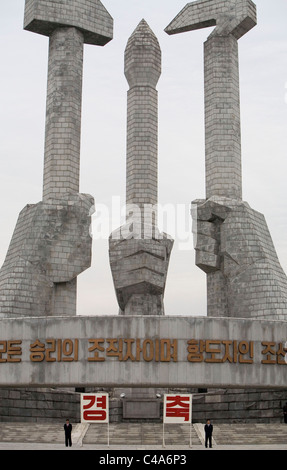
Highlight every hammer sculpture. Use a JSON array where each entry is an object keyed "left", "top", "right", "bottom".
[
  {"left": 0, "top": 1, "right": 113, "bottom": 317},
  {"left": 166, "top": 0, "right": 257, "bottom": 200},
  {"left": 166, "top": 0, "right": 287, "bottom": 320}
]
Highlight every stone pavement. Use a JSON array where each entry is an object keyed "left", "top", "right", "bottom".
[{"left": 0, "top": 422, "right": 286, "bottom": 450}]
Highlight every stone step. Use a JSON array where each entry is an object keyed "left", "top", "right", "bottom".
[
  {"left": 0, "top": 423, "right": 64, "bottom": 444},
  {"left": 83, "top": 423, "right": 201, "bottom": 446},
  {"left": 213, "top": 423, "right": 287, "bottom": 445},
  {"left": 0, "top": 422, "right": 287, "bottom": 447}
]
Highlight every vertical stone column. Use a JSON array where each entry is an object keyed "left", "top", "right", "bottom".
[
  {"left": 43, "top": 27, "right": 84, "bottom": 201},
  {"left": 126, "top": 87, "right": 159, "bottom": 229},
  {"left": 204, "top": 34, "right": 242, "bottom": 200},
  {"left": 125, "top": 20, "right": 161, "bottom": 232},
  {"left": 109, "top": 20, "right": 173, "bottom": 316},
  {"left": 165, "top": 0, "right": 256, "bottom": 201},
  {"left": 42, "top": 26, "right": 85, "bottom": 314},
  {"left": 204, "top": 33, "right": 242, "bottom": 316}
]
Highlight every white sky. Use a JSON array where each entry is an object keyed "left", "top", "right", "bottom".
[{"left": 0, "top": 0, "right": 286, "bottom": 317}]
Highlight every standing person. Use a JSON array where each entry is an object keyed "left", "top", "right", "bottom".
[
  {"left": 204, "top": 419, "right": 213, "bottom": 448},
  {"left": 283, "top": 403, "right": 287, "bottom": 423},
  {"left": 64, "top": 419, "right": 72, "bottom": 447}
]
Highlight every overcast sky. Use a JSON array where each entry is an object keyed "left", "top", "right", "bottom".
[{"left": 0, "top": 0, "right": 286, "bottom": 317}]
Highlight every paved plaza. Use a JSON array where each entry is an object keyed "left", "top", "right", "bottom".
[{"left": 0, "top": 422, "right": 286, "bottom": 450}]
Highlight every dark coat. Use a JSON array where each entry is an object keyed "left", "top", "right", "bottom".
[
  {"left": 64, "top": 423, "right": 72, "bottom": 436},
  {"left": 205, "top": 424, "right": 213, "bottom": 437}
]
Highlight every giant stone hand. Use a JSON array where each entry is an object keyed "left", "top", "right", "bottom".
[{"left": 192, "top": 197, "right": 287, "bottom": 319}]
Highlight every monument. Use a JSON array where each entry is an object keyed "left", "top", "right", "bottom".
[
  {"left": 0, "top": 0, "right": 113, "bottom": 317},
  {"left": 165, "top": 0, "right": 287, "bottom": 321},
  {"left": 0, "top": 0, "right": 287, "bottom": 425}
]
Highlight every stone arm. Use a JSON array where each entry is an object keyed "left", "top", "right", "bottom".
[
  {"left": 0, "top": 194, "right": 94, "bottom": 317},
  {"left": 192, "top": 196, "right": 287, "bottom": 319}
]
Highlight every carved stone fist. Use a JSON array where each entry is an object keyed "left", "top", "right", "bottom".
[{"left": 192, "top": 196, "right": 287, "bottom": 320}]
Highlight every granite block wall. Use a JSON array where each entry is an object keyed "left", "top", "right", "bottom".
[
  {"left": 192, "top": 389, "right": 287, "bottom": 424},
  {"left": 1, "top": 387, "right": 286, "bottom": 424}
]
